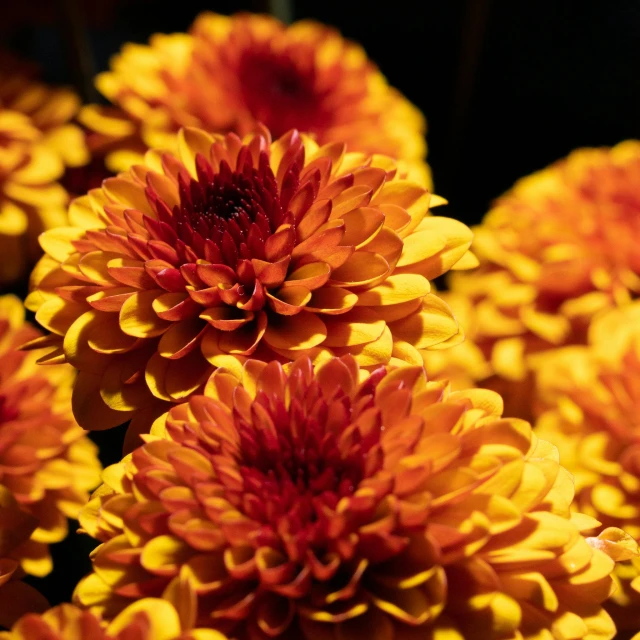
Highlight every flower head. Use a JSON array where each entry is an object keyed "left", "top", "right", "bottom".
[
  {"left": 27, "top": 127, "right": 471, "bottom": 434},
  {"left": 0, "top": 295, "right": 101, "bottom": 577},
  {"left": 80, "top": 12, "right": 430, "bottom": 185},
  {"left": 535, "top": 302, "right": 640, "bottom": 630},
  {"left": 0, "top": 53, "right": 88, "bottom": 283},
  {"left": 449, "top": 141, "right": 640, "bottom": 395},
  {"left": 0, "top": 599, "right": 228, "bottom": 640},
  {"left": 0, "top": 486, "right": 49, "bottom": 629},
  {"left": 75, "top": 355, "right": 631, "bottom": 639}
]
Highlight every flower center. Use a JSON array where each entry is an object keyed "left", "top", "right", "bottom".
[
  {"left": 173, "top": 153, "right": 288, "bottom": 267},
  {"left": 231, "top": 381, "right": 382, "bottom": 543},
  {"left": 0, "top": 395, "right": 18, "bottom": 424},
  {"left": 237, "top": 48, "right": 328, "bottom": 138}
]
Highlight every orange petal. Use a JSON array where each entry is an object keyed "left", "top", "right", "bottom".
[
  {"left": 323, "top": 309, "right": 386, "bottom": 347},
  {"left": 263, "top": 313, "right": 327, "bottom": 351},
  {"left": 267, "top": 286, "right": 312, "bottom": 316},
  {"left": 120, "top": 290, "right": 172, "bottom": 338}
]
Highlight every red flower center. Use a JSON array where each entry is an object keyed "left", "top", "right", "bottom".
[
  {"left": 237, "top": 48, "right": 328, "bottom": 138},
  {"left": 0, "top": 395, "right": 18, "bottom": 424},
  {"left": 221, "top": 371, "right": 386, "bottom": 553},
  {"left": 165, "top": 151, "right": 299, "bottom": 268}
]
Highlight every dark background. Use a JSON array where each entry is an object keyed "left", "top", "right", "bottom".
[{"left": 1, "top": 0, "right": 639, "bottom": 608}]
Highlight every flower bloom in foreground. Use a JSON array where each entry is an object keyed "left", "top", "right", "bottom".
[
  {"left": 75, "top": 355, "right": 634, "bottom": 639},
  {"left": 26, "top": 127, "right": 472, "bottom": 435},
  {"left": 0, "top": 52, "right": 88, "bottom": 283},
  {"left": 80, "top": 12, "right": 430, "bottom": 185},
  {"left": 0, "top": 598, "right": 228, "bottom": 640},
  {"left": 535, "top": 302, "right": 640, "bottom": 632},
  {"left": 0, "top": 486, "right": 48, "bottom": 629},
  {"left": 449, "top": 141, "right": 640, "bottom": 399},
  {"left": 0, "top": 295, "right": 101, "bottom": 577}
]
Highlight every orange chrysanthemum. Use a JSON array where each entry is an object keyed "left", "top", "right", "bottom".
[
  {"left": 0, "top": 598, "right": 228, "bottom": 640},
  {"left": 75, "top": 355, "right": 634, "bottom": 639},
  {"left": 0, "top": 295, "right": 101, "bottom": 577},
  {"left": 448, "top": 141, "right": 640, "bottom": 411},
  {"left": 26, "top": 127, "right": 472, "bottom": 436},
  {"left": 535, "top": 302, "right": 640, "bottom": 631},
  {"left": 0, "top": 53, "right": 88, "bottom": 284},
  {"left": 0, "top": 486, "right": 48, "bottom": 630},
  {"left": 80, "top": 12, "right": 430, "bottom": 186}
]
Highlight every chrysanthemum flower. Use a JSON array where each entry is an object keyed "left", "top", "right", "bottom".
[
  {"left": 535, "top": 302, "right": 640, "bottom": 631},
  {"left": 0, "top": 53, "right": 88, "bottom": 284},
  {"left": 0, "top": 486, "right": 49, "bottom": 629},
  {"left": 0, "top": 295, "right": 101, "bottom": 577},
  {"left": 449, "top": 141, "right": 640, "bottom": 400},
  {"left": 0, "top": 598, "right": 228, "bottom": 640},
  {"left": 75, "top": 355, "right": 634, "bottom": 639},
  {"left": 80, "top": 12, "right": 430, "bottom": 186},
  {"left": 26, "top": 126, "right": 472, "bottom": 435}
]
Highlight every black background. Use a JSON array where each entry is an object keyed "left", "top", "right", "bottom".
[{"left": 1, "top": 0, "right": 639, "bottom": 609}]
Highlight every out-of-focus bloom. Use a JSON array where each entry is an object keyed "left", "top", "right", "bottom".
[
  {"left": 75, "top": 355, "right": 633, "bottom": 639},
  {"left": 0, "top": 295, "right": 101, "bottom": 577},
  {"left": 449, "top": 141, "right": 640, "bottom": 397},
  {"left": 0, "top": 486, "right": 48, "bottom": 629},
  {"left": 0, "top": 53, "right": 88, "bottom": 284},
  {"left": 0, "top": 598, "right": 228, "bottom": 640},
  {"left": 535, "top": 302, "right": 640, "bottom": 631},
  {"left": 0, "top": 53, "right": 89, "bottom": 169},
  {"left": 80, "top": 12, "right": 431, "bottom": 186},
  {"left": 26, "top": 126, "right": 472, "bottom": 436}
]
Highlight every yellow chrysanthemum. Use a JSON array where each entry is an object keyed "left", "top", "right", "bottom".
[
  {"left": 0, "top": 295, "right": 101, "bottom": 577},
  {"left": 0, "top": 53, "right": 88, "bottom": 284},
  {"left": 535, "top": 302, "right": 640, "bottom": 632},
  {"left": 0, "top": 486, "right": 48, "bottom": 630},
  {"left": 75, "top": 355, "right": 633, "bottom": 639},
  {"left": 26, "top": 126, "right": 472, "bottom": 438},
  {"left": 80, "top": 12, "right": 431, "bottom": 186},
  {"left": 449, "top": 141, "right": 640, "bottom": 408},
  {"left": 0, "top": 598, "right": 228, "bottom": 640}
]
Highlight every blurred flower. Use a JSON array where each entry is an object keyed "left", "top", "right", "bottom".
[
  {"left": 0, "top": 52, "right": 89, "bottom": 169},
  {"left": 26, "top": 127, "right": 472, "bottom": 437},
  {"left": 75, "top": 355, "right": 632, "bottom": 639},
  {"left": 535, "top": 301, "right": 640, "bottom": 631},
  {"left": 0, "top": 486, "right": 48, "bottom": 630},
  {"left": 80, "top": 12, "right": 431, "bottom": 186},
  {"left": 0, "top": 598, "right": 228, "bottom": 640},
  {"left": 0, "top": 53, "right": 88, "bottom": 284},
  {"left": 449, "top": 141, "right": 640, "bottom": 407},
  {"left": 0, "top": 295, "right": 101, "bottom": 577}
]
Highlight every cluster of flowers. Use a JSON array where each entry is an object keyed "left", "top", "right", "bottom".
[{"left": 0, "top": 10, "right": 638, "bottom": 640}]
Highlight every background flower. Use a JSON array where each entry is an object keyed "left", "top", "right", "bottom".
[
  {"left": 0, "top": 486, "right": 49, "bottom": 630},
  {"left": 534, "top": 302, "right": 640, "bottom": 632},
  {"left": 26, "top": 126, "right": 472, "bottom": 438},
  {"left": 0, "top": 52, "right": 88, "bottom": 284},
  {"left": 447, "top": 141, "right": 640, "bottom": 418},
  {"left": 0, "top": 598, "right": 228, "bottom": 639},
  {"left": 0, "top": 295, "right": 101, "bottom": 577},
  {"left": 80, "top": 12, "right": 431, "bottom": 186},
  {"left": 75, "top": 355, "right": 632, "bottom": 639}
]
